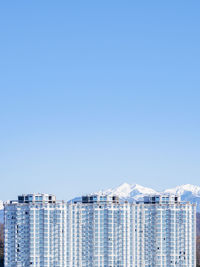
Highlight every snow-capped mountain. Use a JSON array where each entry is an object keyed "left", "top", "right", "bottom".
[
  {"left": 164, "top": 184, "right": 200, "bottom": 210},
  {"left": 100, "top": 183, "right": 200, "bottom": 210},
  {"left": 102, "top": 183, "right": 157, "bottom": 202},
  {"left": 164, "top": 184, "right": 200, "bottom": 195}
]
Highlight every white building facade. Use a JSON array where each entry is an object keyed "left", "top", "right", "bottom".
[
  {"left": 4, "top": 194, "right": 67, "bottom": 267},
  {"left": 4, "top": 193, "right": 196, "bottom": 267}
]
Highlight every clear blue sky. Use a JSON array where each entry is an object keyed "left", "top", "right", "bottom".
[{"left": 0, "top": 1, "right": 200, "bottom": 201}]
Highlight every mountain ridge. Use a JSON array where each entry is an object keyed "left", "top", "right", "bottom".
[{"left": 99, "top": 182, "right": 200, "bottom": 210}]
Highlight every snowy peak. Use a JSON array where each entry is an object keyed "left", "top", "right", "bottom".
[
  {"left": 101, "top": 182, "right": 200, "bottom": 210},
  {"left": 103, "top": 182, "right": 132, "bottom": 197},
  {"left": 102, "top": 183, "right": 158, "bottom": 200},
  {"left": 164, "top": 184, "right": 200, "bottom": 196},
  {"left": 163, "top": 184, "right": 200, "bottom": 210},
  {"left": 103, "top": 183, "right": 200, "bottom": 199}
]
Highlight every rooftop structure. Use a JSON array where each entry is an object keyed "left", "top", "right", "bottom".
[
  {"left": 143, "top": 194, "right": 181, "bottom": 204},
  {"left": 81, "top": 194, "right": 119, "bottom": 203},
  {"left": 17, "top": 193, "right": 56, "bottom": 203}
]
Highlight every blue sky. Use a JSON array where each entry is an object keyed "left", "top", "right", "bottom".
[{"left": 0, "top": 1, "right": 200, "bottom": 201}]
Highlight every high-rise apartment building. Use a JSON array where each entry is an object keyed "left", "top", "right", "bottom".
[
  {"left": 4, "top": 193, "right": 196, "bottom": 267},
  {"left": 4, "top": 194, "right": 67, "bottom": 267}
]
